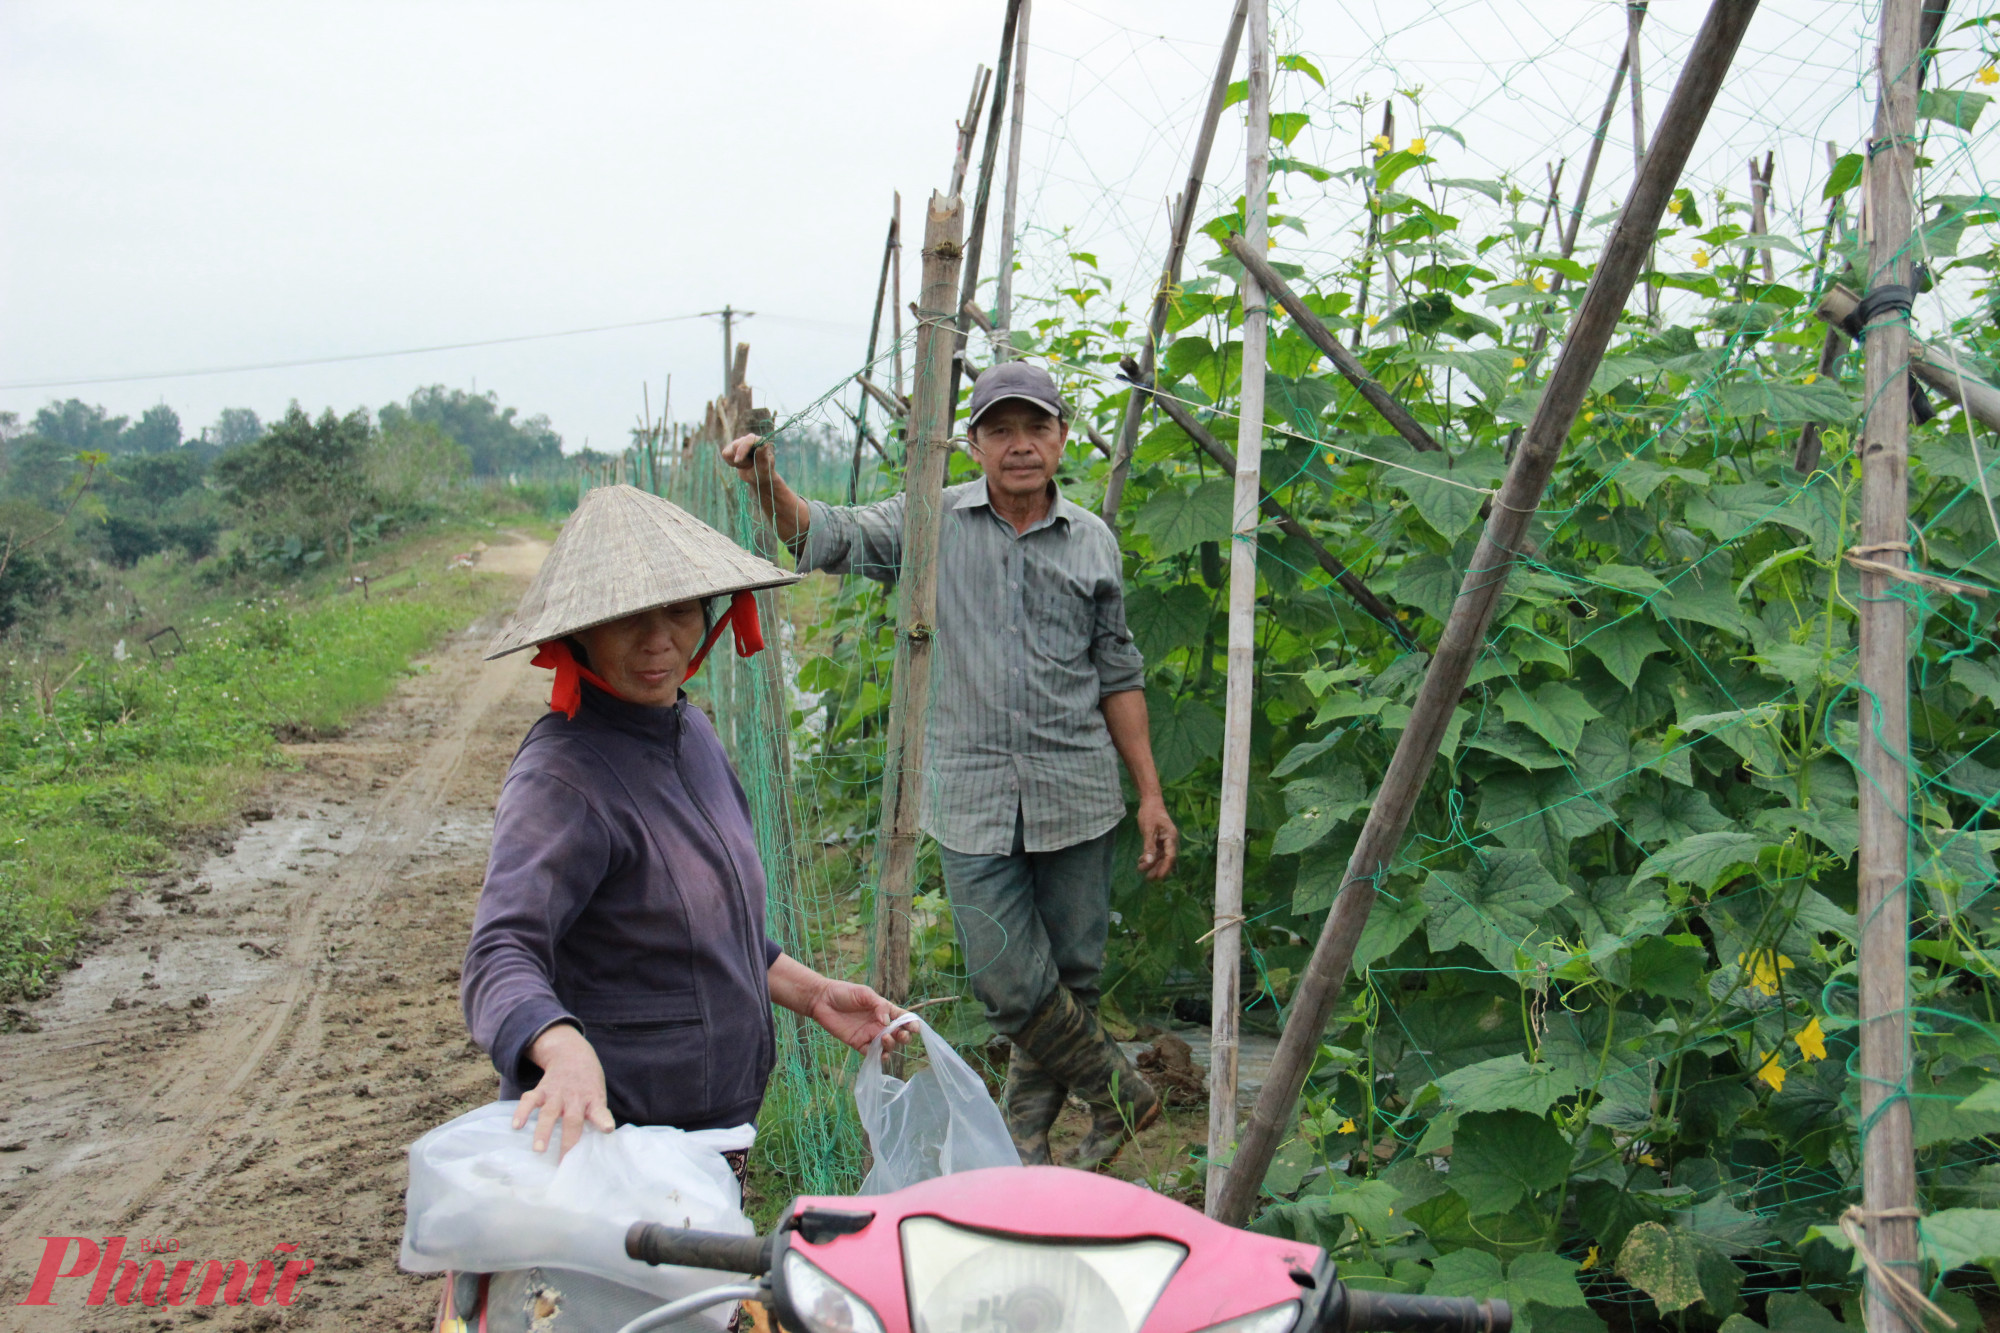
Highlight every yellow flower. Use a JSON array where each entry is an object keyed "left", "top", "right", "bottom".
[
  {"left": 1738, "top": 949, "right": 1795, "bottom": 997},
  {"left": 1511, "top": 356, "right": 1527, "bottom": 369},
  {"left": 1796, "top": 1016, "right": 1828, "bottom": 1062},
  {"left": 1584, "top": 411, "right": 1597, "bottom": 423},
  {"left": 1581, "top": 1245, "right": 1600, "bottom": 1271},
  {"left": 1532, "top": 274, "right": 1549, "bottom": 292},
  {"left": 1337, "top": 1117, "right": 1357, "bottom": 1134},
  {"left": 1804, "top": 373, "right": 1819, "bottom": 385},
  {"left": 1667, "top": 198, "right": 1684, "bottom": 215},
  {"left": 1638, "top": 1153, "right": 1659, "bottom": 1167},
  {"left": 1693, "top": 249, "right": 1711, "bottom": 269},
  {"left": 1412, "top": 375, "right": 1425, "bottom": 390},
  {"left": 1365, "top": 314, "right": 1382, "bottom": 328},
  {"left": 1409, "top": 137, "right": 1428, "bottom": 155},
  {"left": 1754, "top": 1050, "right": 1786, "bottom": 1092},
  {"left": 1980, "top": 65, "right": 1999, "bottom": 86},
  {"left": 1371, "top": 134, "right": 1392, "bottom": 153}
]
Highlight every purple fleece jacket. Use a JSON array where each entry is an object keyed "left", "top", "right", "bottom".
[{"left": 461, "top": 682, "right": 781, "bottom": 1130}]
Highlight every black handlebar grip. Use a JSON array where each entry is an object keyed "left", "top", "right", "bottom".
[
  {"left": 624, "top": 1222, "right": 772, "bottom": 1276},
  {"left": 1338, "top": 1289, "right": 1512, "bottom": 1333}
]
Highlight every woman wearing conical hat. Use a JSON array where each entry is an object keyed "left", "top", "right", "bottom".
[{"left": 459, "top": 484, "right": 906, "bottom": 1165}]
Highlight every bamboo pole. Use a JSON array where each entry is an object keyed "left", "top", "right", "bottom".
[
  {"left": 949, "top": 68, "right": 992, "bottom": 199},
  {"left": 893, "top": 192, "right": 906, "bottom": 400},
  {"left": 1627, "top": 2, "right": 1657, "bottom": 321},
  {"left": 1354, "top": 101, "right": 1395, "bottom": 334},
  {"left": 869, "top": 193, "right": 966, "bottom": 1009},
  {"left": 854, "top": 206, "right": 901, "bottom": 503},
  {"left": 1213, "top": 0, "right": 1761, "bottom": 1227},
  {"left": 948, "top": 0, "right": 1027, "bottom": 414},
  {"left": 1143, "top": 383, "right": 1418, "bottom": 649},
  {"left": 1225, "top": 236, "right": 1441, "bottom": 454},
  {"left": 994, "top": 0, "right": 1031, "bottom": 361},
  {"left": 1814, "top": 284, "right": 2000, "bottom": 431},
  {"left": 1206, "top": 0, "right": 1269, "bottom": 1214},
  {"left": 1796, "top": 143, "right": 1852, "bottom": 474},
  {"left": 1857, "top": 3, "right": 1922, "bottom": 1325},
  {"left": 1101, "top": 0, "right": 1249, "bottom": 525},
  {"left": 1748, "top": 151, "right": 1777, "bottom": 282}
]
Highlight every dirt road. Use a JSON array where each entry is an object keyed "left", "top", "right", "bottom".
[{"left": 0, "top": 537, "right": 550, "bottom": 1330}]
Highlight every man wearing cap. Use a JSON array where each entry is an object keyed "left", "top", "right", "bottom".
[{"left": 722, "top": 360, "right": 1178, "bottom": 1171}]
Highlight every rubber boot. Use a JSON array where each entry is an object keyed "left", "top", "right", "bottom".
[
  {"left": 1011, "top": 985, "right": 1159, "bottom": 1172},
  {"left": 1000, "top": 1044, "right": 1065, "bottom": 1166}
]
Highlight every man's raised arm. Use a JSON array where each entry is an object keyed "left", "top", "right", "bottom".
[{"left": 721, "top": 433, "right": 812, "bottom": 549}]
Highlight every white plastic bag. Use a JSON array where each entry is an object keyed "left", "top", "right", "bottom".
[
  {"left": 400, "top": 1102, "right": 755, "bottom": 1306},
  {"left": 855, "top": 1013, "right": 1019, "bottom": 1195}
]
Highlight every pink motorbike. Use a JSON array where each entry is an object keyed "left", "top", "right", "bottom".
[{"left": 612, "top": 1165, "right": 1511, "bottom": 1333}]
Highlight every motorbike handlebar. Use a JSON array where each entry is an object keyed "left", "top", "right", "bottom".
[
  {"left": 624, "top": 1222, "right": 772, "bottom": 1276},
  {"left": 1329, "top": 1287, "right": 1512, "bottom": 1333}
]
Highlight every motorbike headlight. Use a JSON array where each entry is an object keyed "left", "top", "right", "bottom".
[
  {"left": 1193, "top": 1302, "right": 1302, "bottom": 1333},
  {"left": 781, "top": 1249, "right": 886, "bottom": 1333},
  {"left": 901, "top": 1216, "right": 1187, "bottom": 1333}
]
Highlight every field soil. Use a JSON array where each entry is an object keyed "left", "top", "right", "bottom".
[{"left": 0, "top": 536, "right": 550, "bottom": 1331}]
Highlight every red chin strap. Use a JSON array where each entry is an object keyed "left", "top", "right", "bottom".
[
  {"left": 529, "top": 639, "right": 621, "bottom": 720},
  {"left": 530, "top": 592, "right": 766, "bottom": 719},
  {"left": 683, "top": 590, "right": 766, "bottom": 681}
]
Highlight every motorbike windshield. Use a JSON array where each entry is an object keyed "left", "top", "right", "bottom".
[{"left": 901, "top": 1216, "right": 1186, "bottom": 1333}]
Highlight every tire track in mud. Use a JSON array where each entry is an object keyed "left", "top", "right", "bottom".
[{"left": 0, "top": 537, "right": 548, "bottom": 1331}]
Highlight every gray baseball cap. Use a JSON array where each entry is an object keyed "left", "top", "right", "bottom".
[{"left": 966, "top": 359, "right": 1070, "bottom": 426}]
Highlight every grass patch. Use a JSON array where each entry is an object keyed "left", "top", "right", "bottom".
[{"left": 0, "top": 532, "right": 524, "bottom": 1000}]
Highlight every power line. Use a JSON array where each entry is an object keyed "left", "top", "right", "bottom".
[{"left": 0, "top": 309, "right": 863, "bottom": 393}]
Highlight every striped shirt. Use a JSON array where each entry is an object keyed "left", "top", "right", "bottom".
[{"left": 800, "top": 478, "right": 1145, "bottom": 856}]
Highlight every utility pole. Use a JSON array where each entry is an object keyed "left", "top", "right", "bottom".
[
  {"left": 1206, "top": 0, "right": 1269, "bottom": 1217},
  {"left": 701, "top": 306, "right": 754, "bottom": 394},
  {"left": 1856, "top": 0, "right": 1922, "bottom": 1328}
]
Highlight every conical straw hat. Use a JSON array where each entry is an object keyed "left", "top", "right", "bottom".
[{"left": 485, "top": 484, "right": 800, "bottom": 660}]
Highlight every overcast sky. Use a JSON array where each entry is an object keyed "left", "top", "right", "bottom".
[{"left": 2, "top": 1, "right": 1982, "bottom": 454}]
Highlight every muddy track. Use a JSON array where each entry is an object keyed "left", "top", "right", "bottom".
[{"left": 1, "top": 538, "right": 549, "bottom": 1331}]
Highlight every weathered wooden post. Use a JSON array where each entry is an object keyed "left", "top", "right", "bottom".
[
  {"left": 870, "top": 193, "right": 966, "bottom": 1007},
  {"left": 1206, "top": 0, "right": 1269, "bottom": 1213},
  {"left": 854, "top": 206, "right": 901, "bottom": 503},
  {"left": 1101, "top": 0, "right": 1249, "bottom": 525},
  {"left": 948, "top": 0, "right": 1027, "bottom": 410},
  {"left": 1855, "top": 1, "right": 1922, "bottom": 1327},
  {"left": 993, "top": 0, "right": 1031, "bottom": 361},
  {"left": 1213, "top": 0, "right": 1762, "bottom": 1226}
]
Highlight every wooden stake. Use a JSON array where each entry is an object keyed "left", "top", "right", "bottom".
[
  {"left": 1206, "top": 0, "right": 1269, "bottom": 1215},
  {"left": 1857, "top": 3, "right": 1922, "bottom": 1325},
  {"left": 1627, "top": 2, "right": 1657, "bottom": 321},
  {"left": 949, "top": 68, "right": 992, "bottom": 199},
  {"left": 869, "top": 193, "right": 966, "bottom": 1009},
  {"left": 1226, "top": 236, "right": 1440, "bottom": 454},
  {"left": 949, "top": 0, "right": 1028, "bottom": 414},
  {"left": 1101, "top": 0, "right": 1249, "bottom": 524},
  {"left": 855, "top": 206, "right": 901, "bottom": 503},
  {"left": 1213, "top": 0, "right": 1761, "bottom": 1228},
  {"left": 994, "top": 0, "right": 1032, "bottom": 361},
  {"left": 892, "top": 192, "right": 906, "bottom": 400},
  {"left": 1796, "top": 143, "right": 1852, "bottom": 474},
  {"left": 1748, "top": 151, "right": 1777, "bottom": 282}
]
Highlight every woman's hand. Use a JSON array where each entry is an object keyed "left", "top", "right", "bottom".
[
  {"left": 515, "top": 1022, "right": 615, "bottom": 1156},
  {"left": 768, "top": 952, "right": 911, "bottom": 1053}
]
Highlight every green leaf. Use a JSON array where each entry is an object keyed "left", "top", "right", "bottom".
[
  {"left": 1271, "top": 156, "right": 1333, "bottom": 183},
  {"left": 1371, "top": 439, "right": 1506, "bottom": 541},
  {"left": 1498, "top": 681, "right": 1601, "bottom": 754},
  {"left": 1822, "top": 152, "right": 1865, "bottom": 200},
  {"left": 1273, "top": 771, "right": 1369, "bottom": 855},
  {"left": 1616, "top": 1223, "right": 1709, "bottom": 1314},
  {"left": 1426, "top": 1250, "right": 1585, "bottom": 1333},
  {"left": 1350, "top": 887, "right": 1428, "bottom": 965},
  {"left": 1713, "top": 380, "right": 1858, "bottom": 425},
  {"left": 1276, "top": 53, "right": 1324, "bottom": 86},
  {"left": 1434, "top": 177, "right": 1505, "bottom": 204},
  {"left": 1427, "top": 848, "right": 1572, "bottom": 972},
  {"left": 1578, "top": 616, "right": 1669, "bottom": 691},
  {"left": 1134, "top": 478, "right": 1234, "bottom": 556},
  {"left": 1124, "top": 582, "right": 1211, "bottom": 660},
  {"left": 1464, "top": 720, "right": 1567, "bottom": 771},
  {"left": 1389, "top": 553, "right": 1463, "bottom": 623},
  {"left": 1621, "top": 780, "right": 1733, "bottom": 846},
  {"left": 1628, "top": 935, "right": 1708, "bottom": 1003},
  {"left": 1952, "top": 655, "right": 2000, "bottom": 706},
  {"left": 1479, "top": 769, "right": 1615, "bottom": 865},
  {"left": 1448, "top": 1109, "right": 1571, "bottom": 1216},
  {"left": 1919, "top": 88, "right": 1992, "bottom": 130},
  {"left": 1148, "top": 688, "right": 1225, "bottom": 785},
  {"left": 1630, "top": 831, "right": 1770, "bottom": 894},
  {"left": 1270, "top": 112, "right": 1311, "bottom": 146},
  {"left": 1654, "top": 568, "right": 1754, "bottom": 637},
  {"left": 1920, "top": 1207, "right": 2000, "bottom": 1271},
  {"left": 1433, "top": 1054, "right": 1581, "bottom": 1116}
]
